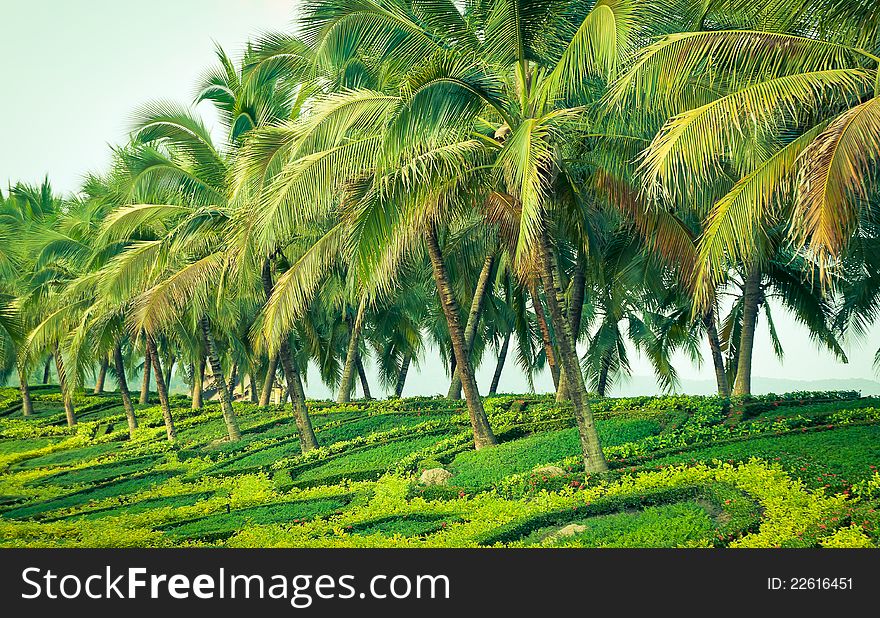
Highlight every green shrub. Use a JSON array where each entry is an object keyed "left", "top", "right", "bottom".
[
  {"left": 450, "top": 418, "right": 662, "bottom": 489},
  {"left": 35, "top": 456, "right": 161, "bottom": 487},
  {"left": 292, "top": 434, "right": 446, "bottom": 486},
  {"left": 644, "top": 424, "right": 880, "bottom": 492},
  {"left": 0, "top": 437, "right": 60, "bottom": 455},
  {"left": 349, "top": 514, "right": 461, "bottom": 537},
  {"left": 543, "top": 501, "right": 717, "bottom": 547},
  {"left": 14, "top": 442, "right": 124, "bottom": 470},
  {"left": 1, "top": 472, "right": 179, "bottom": 520},
  {"left": 162, "top": 496, "right": 351, "bottom": 541},
  {"left": 61, "top": 492, "right": 215, "bottom": 521}
]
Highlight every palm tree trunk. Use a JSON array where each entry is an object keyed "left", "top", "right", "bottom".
[
  {"left": 192, "top": 353, "right": 205, "bottom": 410},
  {"left": 42, "top": 357, "right": 51, "bottom": 384},
  {"left": 18, "top": 363, "right": 33, "bottom": 417},
  {"left": 394, "top": 353, "right": 411, "bottom": 398},
  {"left": 54, "top": 345, "right": 76, "bottom": 428},
  {"left": 704, "top": 306, "right": 730, "bottom": 398},
  {"left": 489, "top": 333, "right": 510, "bottom": 395},
  {"left": 164, "top": 355, "right": 175, "bottom": 390},
  {"left": 260, "top": 255, "right": 318, "bottom": 451},
  {"left": 260, "top": 354, "right": 278, "bottom": 406},
  {"left": 146, "top": 335, "right": 175, "bottom": 441},
  {"left": 732, "top": 268, "right": 762, "bottom": 397},
  {"left": 338, "top": 298, "right": 366, "bottom": 404},
  {"left": 557, "top": 252, "right": 586, "bottom": 402},
  {"left": 139, "top": 349, "right": 151, "bottom": 404},
  {"left": 279, "top": 342, "right": 319, "bottom": 452},
  {"left": 529, "top": 280, "right": 560, "bottom": 388},
  {"left": 113, "top": 344, "right": 137, "bottom": 436},
  {"left": 425, "top": 225, "right": 496, "bottom": 449},
  {"left": 227, "top": 361, "right": 239, "bottom": 397},
  {"left": 249, "top": 373, "right": 259, "bottom": 403},
  {"left": 355, "top": 353, "right": 372, "bottom": 399},
  {"left": 570, "top": 250, "right": 587, "bottom": 338},
  {"left": 93, "top": 357, "right": 108, "bottom": 394},
  {"left": 597, "top": 356, "right": 611, "bottom": 397},
  {"left": 448, "top": 254, "right": 495, "bottom": 399},
  {"left": 199, "top": 318, "right": 240, "bottom": 441},
  {"left": 537, "top": 226, "right": 607, "bottom": 473},
  {"left": 555, "top": 366, "right": 569, "bottom": 402}
]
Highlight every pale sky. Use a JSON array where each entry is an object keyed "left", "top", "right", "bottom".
[{"left": 2, "top": 0, "right": 878, "bottom": 395}]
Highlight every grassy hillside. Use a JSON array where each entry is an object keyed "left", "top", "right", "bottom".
[{"left": 1, "top": 387, "right": 878, "bottom": 547}]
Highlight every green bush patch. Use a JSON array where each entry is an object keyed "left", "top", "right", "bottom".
[
  {"left": 161, "top": 496, "right": 353, "bottom": 542},
  {"left": 348, "top": 514, "right": 462, "bottom": 537},
  {"left": 645, "top": 424, "right": 880, "bottom": 492},
  {"left": 1, "top": 472, "right": 180, "bottom": 520},
  {"left": 291, "top": 434, "right": 448, "bottom": 487},
  {"left": 14, "top": 442, "right": 124, "bottom": 470},
  {"left": 450, "top": 418, "right": 662, "bottom": 489},
  {"left": 58, "top": 491, "right": 216, "bottom": 521},
  {"left": 540, "top": 501, "right": 717, "bottom": 547},
  {"left": 480, "top": 484, "right": 760, "bottom": 546},
  {"left": 33, "top": 455, "right": 162, "bottom": 487},
  {"left": 0, "top": 437, "right": 60, "bottom": 456}
]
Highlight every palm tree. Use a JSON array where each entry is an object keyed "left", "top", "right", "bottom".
[
  {"left": 609, "top": 0, "right": 879, "bottom": 392},
  {"left": 241, "top": 0, "right": 692, "bottom": 467}
]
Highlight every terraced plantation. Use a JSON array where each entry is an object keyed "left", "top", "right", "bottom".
[{"left": 1, "top": 387, "right": 879, "bottom": 548}]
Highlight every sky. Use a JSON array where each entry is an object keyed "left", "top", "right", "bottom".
[{"left": 2, "top": 0, "right": 879, "bottom": 396}]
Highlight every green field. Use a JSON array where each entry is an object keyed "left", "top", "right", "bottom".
[{"left": 1, "top": 387, "right": 878, "bottom": 548}]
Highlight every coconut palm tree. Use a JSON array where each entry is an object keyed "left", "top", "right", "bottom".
[
  {"left": 278, "top": 0, "right": 703, "bottom": 468},
  {"left": 609, "top": 0, "right": 879, "bottom": 391}
]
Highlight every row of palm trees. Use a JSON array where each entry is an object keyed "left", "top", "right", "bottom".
[{"left": 1, "top": 0, "right": 878, "bottom": 473}]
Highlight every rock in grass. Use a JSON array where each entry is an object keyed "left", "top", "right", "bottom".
[
  {"left": 544, "top": 524, "right": 587, "bottom": 544},
  {"left": 420, "top": 468, "right": 453, "bottom": 486},
  {"left": 533, "top": 465, "right": 566, "bottom": 477}
]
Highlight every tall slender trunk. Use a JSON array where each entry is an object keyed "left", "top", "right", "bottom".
[
  {"left": 18, "top": 364, "right": 33, "bottom": 417},
  {"left": 54, "top": 345, "right": 76, "bottom": 428},
  {"left": 448, "top": 254, "right": 495, "bottom": 399},
  {"left": 597, "top": 356, "right": 611, "bottom": 397},
  {"left": 139, "top": 348, "right": 151, "bottom": 404},
  {"left": 704, "top": 306, "right": 730, "bottom": 398},
  {"left": 279, "top": 342, "right": 319, "bottom": 452},
  {"left": 261, "top": 256, "right": 318, "bottom": 451},
  {"left": 42, "top": 357, "right": 51, "bottom": 384},
  {"left": 394, "top": 353, "right": 411, "bottom": 398},
  {"left": 200, "top": 318, "right": 240, "bottom": 441},
  {"left": 227, "top": 361, "right": 239, "bottom": 397},
  {"left": 555, "top": 365, "right": 569, "bottom": 402},
  {"left": 113, "top": 344, "right": 137, "bottom": 436},
  {"left": 489, "top": 333, "right": 510, "bottom": 395},
  {"left": 529, "top": 280, "right": 560, "bottom": 388},
  {"left": 425, "top": 226, "right": 496, "bottom": 449},
  {"left": 192, "top": 353, "right": 205, "bottom": 410},
  {"left": 94, "top": 357, "right": 108, "bottom": 394},
  {"left": 260, "top": 355, "right": 279, "bottom": 406},
  {"left": 164, "top": 356, "right": 175, "bottom": 390},
  {"left": 355, "top": 353, "right": 372, "bottom": 399},
  {"left": 249, "top": 373, "right": 259, "bottom": 403},
  {"left": 338, "top": 298, "right": 366, "bottom": 404},
  {"left": 570, "top": 250, "right": 587, "bottom": 338},
  {"left": 146, "top": 335, "right": 175, "bottom": 441},
  {"left": 557, "top": 251, "right": 586, "bottom": 402},
  {"left": 537, "top": 226, "right": 607, "bottom": 473},
  {"left": 732, "top": 268, "right": 762, "bottom": 397}
]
